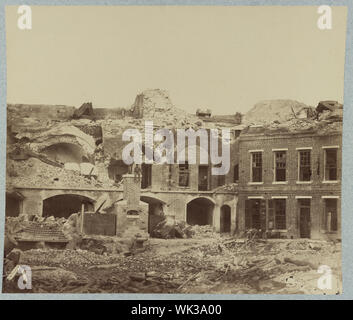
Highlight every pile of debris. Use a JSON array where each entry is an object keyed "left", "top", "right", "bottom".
[
  {"left": 243, "top": 99, "right": 313, "bottom": 125},
  {"left": 130, "top": 89, "right": 202, "bottom": 128},
  {"left": 151, "top": 217, "right": 193, "bottom": 239},
  {"left": 242, "top": 99, "right": 343, "bottom": 134},
  {"left": 3, "top": 235, "right": 340, "bottom": 294},
  {"left": 6, "top": 215, "right": 69, "bottom": 246},
  {"left": 150, "top": 217, "right": 220, "bottom": 240},
  {"left": 7, "top": 157, "right": 116, "bottom": 189},
  {"left": 5, "top": 212, "right": 149, "bottom": 255},
  {"left": 190, "top": 225, "right": 220, "bottom": 239}
]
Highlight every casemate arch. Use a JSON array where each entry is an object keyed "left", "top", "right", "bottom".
[
  {"left": 42, "top": 194, "right": 95, "bottom": 218},
  {"left": 186, "top": 197, "right": 214, "bottom": 226}
]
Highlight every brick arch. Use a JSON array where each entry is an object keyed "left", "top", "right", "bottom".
[
  {"left": 186, "top": 196, "right": 215, "bottom": 226},
  {"left": 42, "top": 190, "right": 97, "bottom": 202},
  {"left": 42, "top": 193, "right": 96, "bottom": 218},
  {"left": 186, "top": 195, "right": 216, "bottom": 205},
  {"left": 141, "top": 192, "right": 169, "bottom": 205},
  {"left": 140, "top": 195, "right": 167, "bottom": 205}
]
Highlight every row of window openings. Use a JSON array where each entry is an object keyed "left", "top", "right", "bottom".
[
  {"left": 121, "top": 148, "right": 337, "bottom": 188},
  {"left": 116, "top": 163, "right": 228, "bottom": 189},
  {"left": 250, "top": 149, "right": 338, "bottom": 183},
  {"left": 179, "top": 163, "right": 229, "bottom": 188},
  {"left": 245, "top": 198, "right": 338, "bottom": 233}
]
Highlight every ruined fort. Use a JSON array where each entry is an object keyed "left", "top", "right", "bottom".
[{"left": 5, "top": 90, "right": 342, "bottom": 242}]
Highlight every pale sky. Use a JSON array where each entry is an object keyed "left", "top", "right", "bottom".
[{"left": 5, "top": 5, "right": 348, "bottom": 114}]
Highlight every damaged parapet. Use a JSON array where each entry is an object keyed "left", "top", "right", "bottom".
[{"left": 114, "top": 173, "right": 149, "bottom": 238}]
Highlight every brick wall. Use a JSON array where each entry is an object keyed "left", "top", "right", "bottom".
[
  {"left": 238, "top": 133, "right": 341, "bottom": 187},
  {"left": 237, "top": 132, "right": 342, "bottom": 239}
]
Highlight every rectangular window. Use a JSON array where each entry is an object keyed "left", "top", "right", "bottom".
[
  {"left": 324, "top": 199, "right": 338, "bottom": 232},
  {"left": 268, "top": 199, "right": 286, "bottom": 230},
  {"left": 178, "top": 162, "right": 189, "bottom": 187},
  {"left": 299, "top": 150, "right": 311, "bottom": 181},
  {"left": 245, "top": 199, "right": 264, "bottom": 230},
  {"left": 298, "top": 199, "right": 311, "bottom": 238},
  {"left": 215, "top": 164, "right": 225, "bottom": 186},
  {"left": 198, "top": 165, "right": 209, "bottom": 191},
  {"left": 251, "top": 152, "right": 262, "bottom": 182},
  {"left": 217, "top": 174, "right": 225, "bottom": 187},
  {"left": 141, "top": 163, "right": 152, "bottom": 189},
  {"left": 274, "top": 199, "right": 286, "bottom": 229},
  {"left": 274, "top": 151, "right": 286, "bottom": 182},
  {"left": 325, "top": 149, "right": 338, "bottom": 181},
  {"left": 234, "top": 164, "right": 239, "bottom": 183}
]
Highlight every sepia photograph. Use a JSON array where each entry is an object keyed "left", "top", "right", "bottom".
[{"left": 2, "top": 4, "right": 347, "bottom": 295}]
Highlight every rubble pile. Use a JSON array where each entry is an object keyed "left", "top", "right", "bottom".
[
  {"left": 190, "top": 225, "right": 220, "bottom": 239},
  {"left": 150, "top": 218, "right": 220, "bottom": 239},
  {"left": 243, "top": 99, "right": 312, "bottom": 125},
  {"left": 243, "top": 99, "right": 343, "bottom": 134},
  {"left": 264, "top": 117, "right": 342, "bottom": 134},
  {"left": 7, "top": 158, "right": 116, "bottom": 189},
  {"left": 131, "top": 89, "right": 201, "bottom": 128},
  {"left": 5, "top": 213, "right": 145, "bottom": 254},
  {"left": 20, "top": 248, "right": 121, "bottom": 268},
  {"left": 151, "top": 218, "right": 193, "bottom": 239},
  {"left": 3, "top": 236, "right": 341, "bottom": 294},
  {"left": 5, "top": 215, "right": 69, "bottom": 245}
]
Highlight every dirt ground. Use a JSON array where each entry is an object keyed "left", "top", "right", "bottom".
[{"left": 2, "top": 236, "right": 342, "bottom": 295}]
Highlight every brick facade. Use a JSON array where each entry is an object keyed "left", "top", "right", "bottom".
[{"left": 237, "top": 130, "right": 342, "bottom": 240}]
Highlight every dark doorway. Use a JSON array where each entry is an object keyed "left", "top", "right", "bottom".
[
  {"left": 42, "top": 194, "right": 94, "bottom": 218},
  {"left": 324, "top": 199, "right": 338, "bottom": 232},
  {"left": 245, "top": 199, "right": 266, "bottom": 230},
  {"left": 187, "top": 198, "right": 214, "bottom": 226},
  {"left": 220, "top": 205, "right": 231, "bottom": 233},
  {"left": 141, "top": 163, "right": 152, "bottom": 189},
  {"left": 6, "top": 193, "right": 23, "bottom": 217},
  {"left": 140, "top": 196, "right": 165, "bottom": 234},
  {"left": 299, "top": 199, "right": 311, "bottom": 238},
  {"left": 198, "top": 165, "right": 209, "bottom": 191}
]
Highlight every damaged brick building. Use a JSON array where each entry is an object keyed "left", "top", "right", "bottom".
[
  {"left": 5, "top": 91, "right": 343, "bottom": 240},
  {"left": 237, "top": 127, "right": 341, "bottom": 240}
]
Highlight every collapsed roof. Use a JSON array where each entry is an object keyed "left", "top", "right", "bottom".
[
  {"left": 243, "top": 99, "right": 313, "bottom": 125},
  {"left": 241, "top": 99, "right": 343, "bottom": 135}
]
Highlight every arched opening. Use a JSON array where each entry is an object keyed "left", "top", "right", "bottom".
[
  {"left": 187, "top": 197, "right": 214, "bottom": 226},
  {"left": 41, "top": 143, "right": 87, "bottom": 165},
  {"left": 6, "top": 192, "right": 23, "bottom": 217},
  {"left": 220, "top": 205, "right": 231, "bottom": 233},
  {"left": 42, "top": 194, "right": 94, "bottom": 218},
  {"left": 140, "top": 196, "right": 165, "bottom": 233}
]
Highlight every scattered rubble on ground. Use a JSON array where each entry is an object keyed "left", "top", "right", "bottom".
[
  {"left": 4, "top": 212, "right": 341, "bottom": 294},
  {"left": 3, "top": 235, "right": 341, "bottom": 294},
  {"left": 190, "top": 225, "right": 221, "bottom": 239}
]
